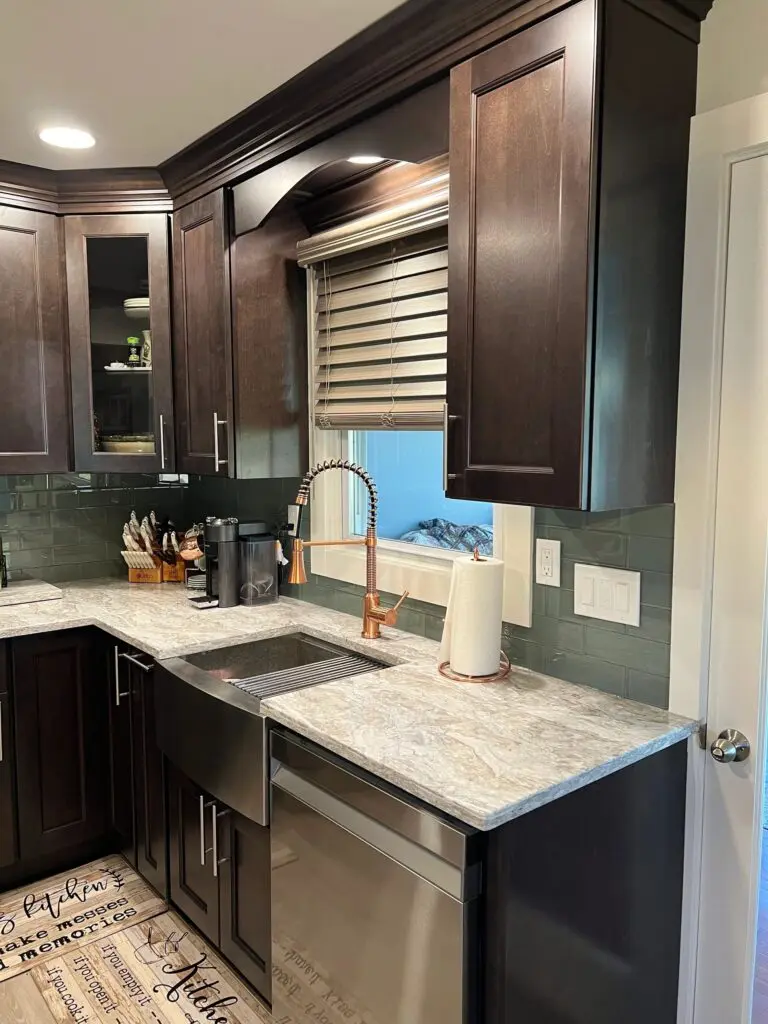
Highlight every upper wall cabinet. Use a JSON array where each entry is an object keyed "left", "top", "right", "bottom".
[
  {"left": 0, "top": 206, "right": 70, "bottom": 473},
  {"left": 172, "top": 191, "right": 234, "bottom": 476},
  {"left": 446, "top": 0, "right": 697, "bottom": 510},
  {"left": 172, "top": 189, "right": 307, "bottom": 478},
  {"left": 65, "top": 214, "right": 175, "bottom": 473}
]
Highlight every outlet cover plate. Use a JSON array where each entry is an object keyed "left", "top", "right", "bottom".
[
  {"left": 535, "top": 538, "right": 561, "bottom": 587},
  {"left": 573, "top": 563, "right": 641, "bottom": 626}
]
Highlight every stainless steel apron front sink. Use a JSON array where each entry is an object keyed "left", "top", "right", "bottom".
[{"left": 155, "top": 632, "right": 386, "bottom": 826}]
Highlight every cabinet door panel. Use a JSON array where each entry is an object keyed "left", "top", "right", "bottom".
[
  {"left": 0, "top": 645, "right": 16, "bottom": 868},
  {"left": 0, "top": 206, "right": 69, "bottom": 473},
  {"left": 167, "top": 765, "right": 219, "bottom": 943},
  {"left": 65, "top": 214, "right": 174, "bottom": 472},
  {"left": 108, "top": 645, "right": 135, "bottom": 863},
  {"left": 172, "top": 191, "right": 234, "bottom": 476},
  {"left": 219, "top": 810, "right": 270, "bottom": 1001},
  {"left": 447, "top": 0, "right": 596, "bottom": 508},
  {"left": 133, "top": 664, "right": 167, "bottom": 896},
  {"left": 13, "top": 630, "right": 109, "bottom": 859}
]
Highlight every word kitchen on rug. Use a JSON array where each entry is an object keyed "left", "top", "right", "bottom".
[{"left": 0, "top": 854, "right": 166, "bottom": 982}]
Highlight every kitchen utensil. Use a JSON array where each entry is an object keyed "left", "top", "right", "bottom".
[{"left": 122, "top": 525, "right": 141, "bottom": 551}]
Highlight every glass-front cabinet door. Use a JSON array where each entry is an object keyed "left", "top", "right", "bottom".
[{"left": 65, "top": 214, "right": 174, "bottom": 472}]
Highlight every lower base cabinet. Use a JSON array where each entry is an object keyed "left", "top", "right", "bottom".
[
  {"left": 13, "top": 630, "right": 109, "bottom": 860},
  {"left": 167, "top": 763, "right": 271, "bottom": 1002},
  {"left": 0, "top": 646, "right": 15, "bottom": 869},
  {"left": 219, "top": 809, "right": 271, "bottom": 1000},
  {"left": 108, "top": 646, "right": 168, "bottom": 897}
]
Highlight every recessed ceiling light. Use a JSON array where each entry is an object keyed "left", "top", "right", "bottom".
[
  {"left": 39, "top": 126, "right": 95, "bottom": 150},
  {"left": 347, "top": 155, "right": 384, "bottom": 166}
]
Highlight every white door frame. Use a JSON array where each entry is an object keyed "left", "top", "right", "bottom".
[{"left": 671, "top": 91, "right": 768, "bottom": 1023}]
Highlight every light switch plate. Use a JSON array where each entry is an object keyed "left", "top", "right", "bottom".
[
  {"left": 535, "top": 538, "right": 561, "bottom": 587},
  {"left": 573, "top": 563, "right": 641, "bottom": 626}
]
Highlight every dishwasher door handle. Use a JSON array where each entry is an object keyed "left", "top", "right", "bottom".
[{"left": 272, "top": 763, "right": 464, "bottom": 899}]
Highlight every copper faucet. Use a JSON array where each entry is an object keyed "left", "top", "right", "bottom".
[{"left": 287, "top": 460, "right": 408, "bottom": 639}]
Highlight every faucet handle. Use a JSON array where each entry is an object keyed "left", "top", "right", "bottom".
[{"left": 380, "top": 590, "right": 410, "bottom": 627}]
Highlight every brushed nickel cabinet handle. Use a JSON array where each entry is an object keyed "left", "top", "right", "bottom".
[
  {"left": 443, "top": 403, "right": 459, "bottom": 489},
  {"left": 212, "top": 805, "right": 231, "bottom": 877},
  {"left": 114, "top": 646, "right": 130, "bottom": 706},
  {"left": 159, "top": 413, "right": 166, "bottom": 470},
  {"left": 118, "top": 651, "right": 153, "bottom": 674},
  {"left": 199, "top": 795, "right": 207, "bottom": 866},
  {"left": 213, "top": 412, "right": 228, "bottom": 472}
]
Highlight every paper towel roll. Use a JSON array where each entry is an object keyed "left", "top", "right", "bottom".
[{"left": 439, "top": 555, "right": 504, "bottom": 677}]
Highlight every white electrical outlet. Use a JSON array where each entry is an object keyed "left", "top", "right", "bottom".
[
  {"left": 535, "top": 538, "right": 561, "bottom": 587},
  {"left": 573, "top": 564, "right": 641, "bottom": 626}
]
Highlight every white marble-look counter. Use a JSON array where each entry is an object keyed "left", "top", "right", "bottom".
[
  {"left": 0, "top": 579, "right": 62, "bottom": 608},
  {"left": 0, "top": 579, "right": 696, "bottom": 830}
]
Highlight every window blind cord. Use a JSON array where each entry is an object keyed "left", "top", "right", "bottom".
[
  {"left": 381, "top": 245, "right": 398, "bottom": 429},
  {"left": 318, "top": 259, "right": 332, "bottom": 429}
]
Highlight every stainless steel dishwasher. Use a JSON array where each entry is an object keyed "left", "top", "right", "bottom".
[{"left": 270, "top": 731, "right": 482, "bottom": 1024}]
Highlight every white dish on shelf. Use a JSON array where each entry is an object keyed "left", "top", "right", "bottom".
[{"left": 124, "top": 297, "right": 150, "bottom": 320}]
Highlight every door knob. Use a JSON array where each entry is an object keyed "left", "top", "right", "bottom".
[{"left": 710, "top": 729, "right": 751, "bottom": 764}]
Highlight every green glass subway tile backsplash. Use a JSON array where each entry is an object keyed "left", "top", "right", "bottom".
[
  {"left": 0, "top": 473, "right": 187, "bottom": 583},
  {"left": 183, "top": 476, "right": 675, "bottom": 710}
]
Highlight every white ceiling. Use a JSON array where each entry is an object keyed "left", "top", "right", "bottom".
[{"left": 0, "top": 0, "right": 406, "bottom": 170}]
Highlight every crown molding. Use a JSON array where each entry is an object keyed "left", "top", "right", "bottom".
[
  {"left": 159, "top": 0, "right": 713, "bottom": 208},
  {"left": 0, "top": 160, "right": 171, "bottom": 215}
]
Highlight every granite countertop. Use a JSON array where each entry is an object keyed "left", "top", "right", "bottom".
[
  {"left": 0, "top": 578, "right": 696, "bottom": 831},
  {"left": 0, "top": 579, "right": 62, "bottom": 609}
]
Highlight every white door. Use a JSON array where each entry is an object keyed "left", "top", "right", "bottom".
[{"left": 672, "top": 95, "right": 768, "bottom": 1024}]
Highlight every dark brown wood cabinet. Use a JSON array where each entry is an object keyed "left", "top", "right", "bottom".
[
  {"left": 131, "top": 658, "right": 167, "bottom": 895},
  {"left": 0, "top": 206, "right": 70, "bottom": 473},
  {"left": 172, "top": 190, "right": 307, "bottom": 479},
  {"left": 168, "top": 764, "right": 220, "bottom": 942},
  {"left": 219, "top": 808, "right": 271, "bottom": 998},
  {"left": 447, "top": 0, "right": 698, "bottom": 509},
  {"left": 13, "top": 630, "right": 109, "bottom": 860},
  {"left": 108, "top": 645, "right": 168, "bottom": 896},
  {"left": 0, "top": 646, "right": 16, "bottom": 869},
  {"left": 108, "top": 646, "right": 134, "bottom": 861},
  {"left": 65, "top": 213, "right": 175, "bottom": 472},
  {"left": 172, "top": 191, "right": 234, "bottom": 476},
  {"left": 167, "top": 763, "right": 270, "bottom": 1001}
]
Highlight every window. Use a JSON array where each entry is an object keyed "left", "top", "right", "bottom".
[
  {"left": 296, "top": 159, "right": 533, "bottom": 626},
  {"left": 349, "top": 430, "right": 494, "bottom": 554}
]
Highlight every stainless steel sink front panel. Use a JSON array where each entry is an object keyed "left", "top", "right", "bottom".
[{"left": 155, "top": 659, "right": 267, "bottom": 825}]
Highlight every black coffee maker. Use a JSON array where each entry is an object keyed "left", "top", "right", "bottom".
[{"left": 191, "top": 516, "right": 240, "bottom": 609}]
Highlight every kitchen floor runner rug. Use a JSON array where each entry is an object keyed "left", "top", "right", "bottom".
[
  {"left": 0, "top": 854, "right": 166, "bottom": 983},
  {"left": 0, "top": 909, "right": 272, "bottom": 1024}
]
